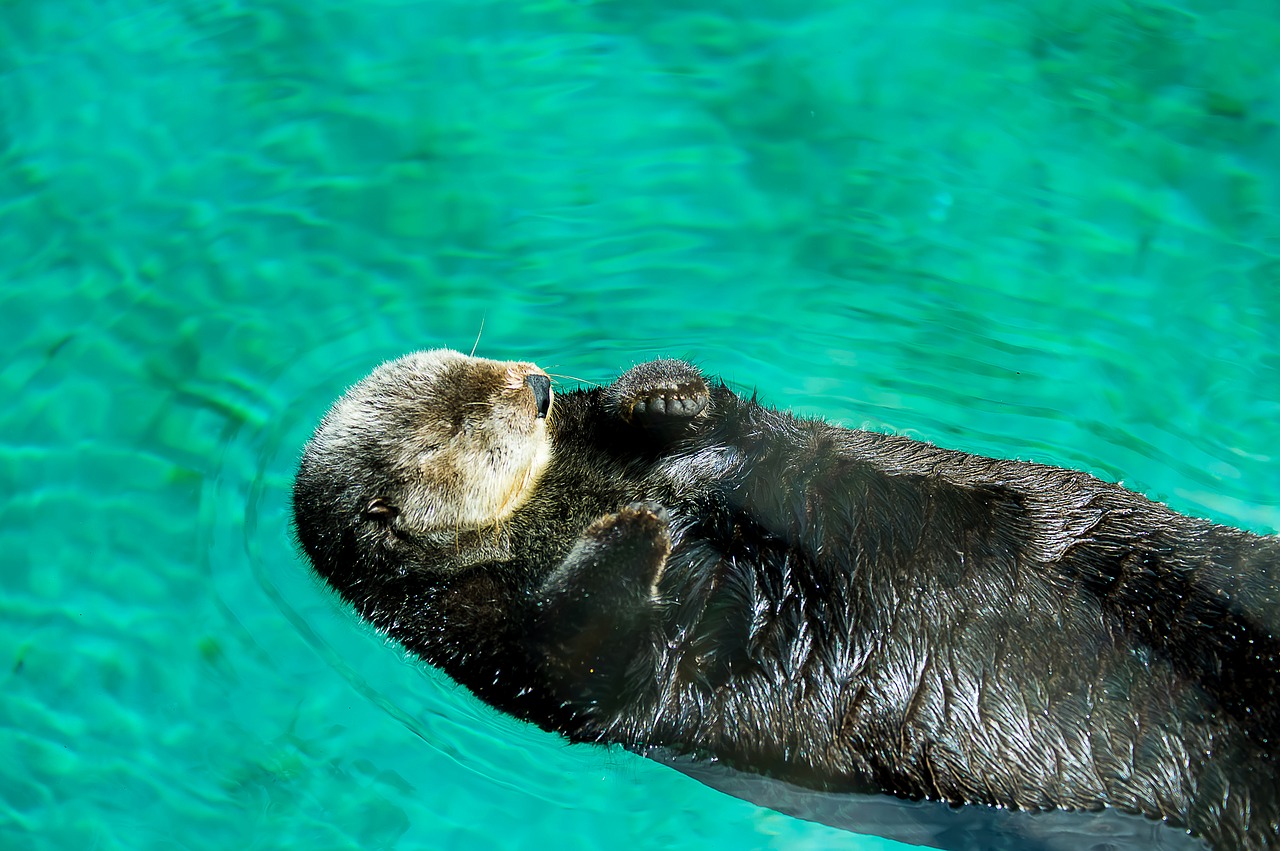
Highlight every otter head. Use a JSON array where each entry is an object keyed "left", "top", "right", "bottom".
[{"left": 292, "top": 349, "right": 553, "bottom": 584}]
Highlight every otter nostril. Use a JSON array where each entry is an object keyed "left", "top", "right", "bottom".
[{"left": 525, "top": 374, "right": 551, "bottom": 419}]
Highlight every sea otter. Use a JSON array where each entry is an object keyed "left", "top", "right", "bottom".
[{"left": 292, "top": 349, "right": 1280, "bottom": 850}]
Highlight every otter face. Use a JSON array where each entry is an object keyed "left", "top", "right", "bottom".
[{"left": 297, "top": 349, "right": 553, "bottom": 547}]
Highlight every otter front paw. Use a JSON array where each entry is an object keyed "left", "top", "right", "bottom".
[
  {"left": 604, "top": 359, "right": 710, "bottom": 426},
  {"left": 542, "top": 503, "right": 671, "bottom": 604},
  {"left": 535, "top": 504, "right": 671, "bottom": 699}
]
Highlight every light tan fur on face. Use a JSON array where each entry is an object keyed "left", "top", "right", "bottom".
[{"left": 308, "top": 348, "right": 552, "bottom": 533}]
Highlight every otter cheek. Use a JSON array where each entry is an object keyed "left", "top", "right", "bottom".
[{"left": 490, "top": 432, "right": 550, "bottom": 519}]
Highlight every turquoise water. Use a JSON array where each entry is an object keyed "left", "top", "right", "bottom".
[{"left": 3, "top": 0, "right": 1279, "bottom": 849}]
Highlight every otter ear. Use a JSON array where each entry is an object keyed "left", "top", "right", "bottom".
[{"left": 363, "top": 498, "right": 399, "bottom": 521}]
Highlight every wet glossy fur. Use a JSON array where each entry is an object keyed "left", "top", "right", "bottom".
[{"left": 293, "top": 355, "right": 1280, "bottom": 850}]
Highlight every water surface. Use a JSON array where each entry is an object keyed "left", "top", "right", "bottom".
[{"left": 2, "top": 0, "right": 1278, "bottom": 849}]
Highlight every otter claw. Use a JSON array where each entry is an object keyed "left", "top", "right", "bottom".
[
  {"left": 632, "top": 386, "right": 709, "bottom": 420},
  {"left": 624, "top": 500, "right": 670, "bottom": 524}
]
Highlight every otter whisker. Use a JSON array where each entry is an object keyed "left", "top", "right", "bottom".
[{"left": 544, "top": 370, "right": 604, "bottom": 388}]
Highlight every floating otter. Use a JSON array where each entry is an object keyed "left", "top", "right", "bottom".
[{"left": 292, "top": 350, "right": 1280, "bottom": 850}]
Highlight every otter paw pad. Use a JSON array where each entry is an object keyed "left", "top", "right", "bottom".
[{"left": 628, "top": 382, "right": 709, "bottom": 421}]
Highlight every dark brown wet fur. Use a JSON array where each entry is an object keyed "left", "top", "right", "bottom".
[{"left": 293, "top": 353, "right": 1280, "bottom": 850}]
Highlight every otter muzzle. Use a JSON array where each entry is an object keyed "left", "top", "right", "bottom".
[{"left": 525, "top": 374, "right": 552, "bottom": 419}]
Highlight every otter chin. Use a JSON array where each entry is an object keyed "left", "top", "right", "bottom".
[{"left": 293, "top": 350, "right": 1280, "bottom": 851}]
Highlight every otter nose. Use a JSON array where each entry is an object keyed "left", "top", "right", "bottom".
[{"left": 525, "top": 373, "right": 551, "bottom": 419}]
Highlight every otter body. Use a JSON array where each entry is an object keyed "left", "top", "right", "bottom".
[{"left": 293, "top": 351, "right": 1280, "bottom": 850}]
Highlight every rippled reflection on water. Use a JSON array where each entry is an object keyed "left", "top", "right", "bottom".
[{"left": 4, "top": 0, "right": 1279, "bottom": 849}]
